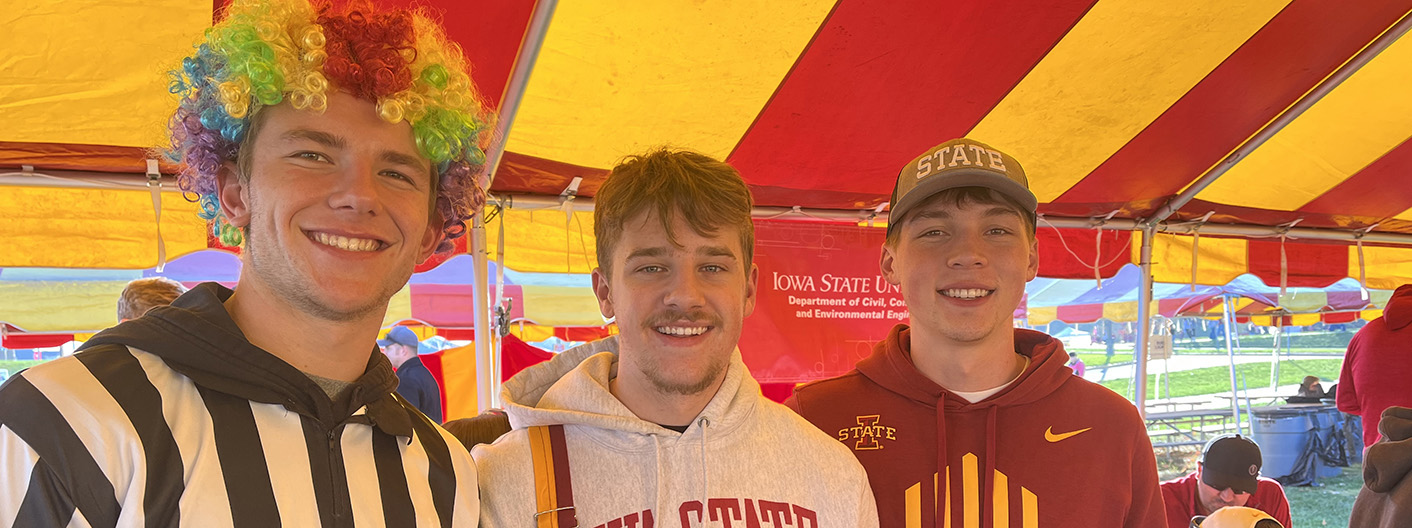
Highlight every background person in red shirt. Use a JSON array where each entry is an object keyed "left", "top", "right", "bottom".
[
  {"left": 1161, "top": 434, "right": 1292, "bottom": 528},
  {"left": 1338, "top": 284, "right": 1412, "bottom": 450}
]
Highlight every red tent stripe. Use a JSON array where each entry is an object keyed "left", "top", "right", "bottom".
[
  {"left": 1056, "top": 304, "right": 1104, "bottom": 324},
  {"left": 0, "top": 141, "right": 172, "bottom": 174},
  {"left": 1035, "top": 228, "right": 1132, "bottom": 279},
  {"left": 727, "top": 0, "right": 1098, "bottom": 209},
  {"left": 1299, "top": 137, "right": 1412, "bottom": 220},
  {"left": 1050, "top": 0, "right": 1410, "bottom": 215},
  {"left": 2, "top": 333, "right": 75, "bottom": 349},
  {"left": 1247, "top": 239, "right": 1348, "bottom": 288}
]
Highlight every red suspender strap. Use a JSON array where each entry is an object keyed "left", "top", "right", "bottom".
[{"left": 529, "top": 424, "right": 577, "bottom": 528}]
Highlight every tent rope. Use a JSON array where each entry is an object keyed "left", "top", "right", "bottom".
[
  {"left": 1355, "top": 223, "right": 1380, "bottom": 302},
  {"left": 1036, "top": 211, "right": 1131, "bottom": 289},
  {"left": 145, "top": 160, "right": 167, "bottom": 273},
  {"left": 1274, "top": 219, "right": 1303, "bottom": 306}
]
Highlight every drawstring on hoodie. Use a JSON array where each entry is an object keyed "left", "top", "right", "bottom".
[
  {"left": 698, "top": 416, "right": 711, "bottom": 524},
  {"left": 982, "top": 407, "right": 998, "bottom": 528},
  {"left": 935, "top": 401, "right": 948, "bottom": 528},
  {"left": 653, "top": 435, "right": 666, "bottom": 523}
]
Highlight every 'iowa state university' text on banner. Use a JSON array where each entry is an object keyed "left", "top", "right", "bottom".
[{"left": 740, "top": 220, "right": 907, "bottom": 383}]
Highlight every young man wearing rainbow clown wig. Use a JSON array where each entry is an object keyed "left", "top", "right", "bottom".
[{"left": 0, "top": 1, "right": 490, "bottom": 525}]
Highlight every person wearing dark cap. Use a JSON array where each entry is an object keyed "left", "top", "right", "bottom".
[
  {"left": 380, "top": 325, "right": 443, "bottom": 423},
  {"left": 786, "top": 138, "right": 1164, "bottom": 526},
  {"left": 1161, "top": 434, "right": 1292, "bottom": 528}
]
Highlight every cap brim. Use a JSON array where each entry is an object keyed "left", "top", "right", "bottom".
[
  {"left": 888, "top": 169, "right": 1037, "bottom": 232},
  {"left": 1202, "top": 471, "right": 1259, "bottom": 495},
  {"left": 376, "top": 339, "right": 394, "bottom": 347}
]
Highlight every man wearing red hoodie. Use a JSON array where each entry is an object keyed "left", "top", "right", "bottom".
[
  {"left": 786, "top": 138, "right": 1165, "bottom": 527},
  {"left": 1338, "top": 284, "right": 1412, "bottom": 449}
]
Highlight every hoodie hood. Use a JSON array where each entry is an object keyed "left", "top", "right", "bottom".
[
  {"left": 855, "top": 325, "right": 1072, "bottom": 409},
  {"left": 1383, "top": 284, "right": 1412, "bottom": 330},
  {"left": 500, "top": 336, "right": 760, "bottom": 443},
  {"left": 79, "top": 282, "right": 411, "bottom": 436},
  {"left": 1365, "top": 406, "right": 1412, "bottom": 493}
]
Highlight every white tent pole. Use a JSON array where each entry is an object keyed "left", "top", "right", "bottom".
[
  {"left": 471, "top": 210, "right": 493, "bottom": 413},
  {"left": 1270, "top": 316, "right": 1283, "bottom": 390},
  {"left": 1223, "top": 295, "right": 1242, "bottom": 434},
  {"left": 481, "top": 0, "right": 559, "bottom": 187},
  {"left": 1134, "top": 225, "right": 1156, "bottom": 419},
  {"left": 468, "top": 0, "right": 557, "bottom": 414}
]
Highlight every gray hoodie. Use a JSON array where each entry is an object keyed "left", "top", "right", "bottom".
[{"left": 472, "top": 337, "right": 878, "bottom": 527}]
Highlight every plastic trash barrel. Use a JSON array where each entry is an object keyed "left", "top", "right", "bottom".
[
  {"left": 1311, "top": 405, "right": 1345, "bottom": 478},
  {"left": 1250, "top": 407, "right": 1312, "bottom": 480}
]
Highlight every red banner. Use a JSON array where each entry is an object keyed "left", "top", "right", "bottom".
[{"left": 740, "top": 220, "right": 908, "bottom": 383}]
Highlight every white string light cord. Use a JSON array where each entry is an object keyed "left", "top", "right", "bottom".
[{"left": 1035, "top": 211, "right": 1133, "bottom": 289}]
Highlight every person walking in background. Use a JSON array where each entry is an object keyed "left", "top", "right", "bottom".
[
  {"left": 1067, "top": 351, "right": 1086, "bottom": 377},
  {"left": 1338, "top": 284, "right": 1412, "bottom": 449},
  {"left": 786, "top": 138, "right": 1164, "bottom": 527},
  {"left": 379, "top": 325, "right": 443, "bottom": 423},
  {"left": 116, "top": 277, "right": 188, "bottom": 322}
]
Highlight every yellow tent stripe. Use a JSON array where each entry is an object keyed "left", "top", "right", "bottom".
[
  {"left": 1351, "top": 246, "right": 1412, "bottom": 290},
  {"left": 1200, "top": 26, "right": 1412, "bottom": 211},
  {"left": 506, "top": 0, "right": 836, "bottom": 167},
  {"left": 381, "top": 286, "right": 413, "bottom": 328},
  {"left": 2, "top": 187, "right": 210, "bottom": 269},
  {"left": 438, "top": 344, "right": 480, "bottom": 421},
  {"left": 1027, "top": 306, "right": 1058, "bottom": 327},
  {"left": 521, "top": 285, "right": 607, "bottom": 327},
  {"left": 970, "top": 0, "right": 1292, "bottom": 202},
  {"left": 1, "top": 1, "right": 207, "bottom": 147},
  {"left": 1147, "top": 233, "right": 1248, "bottom": 286},
  {"left": 0, "top": 280, "right": 129, "bottom": 332},
  {"left": 488, "top": 208, "right": 599, "bottom": 274}
]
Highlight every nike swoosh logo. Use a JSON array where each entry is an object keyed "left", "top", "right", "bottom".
[{"left": 1045, "top": 426, "right": 1092, "bottom": 442}]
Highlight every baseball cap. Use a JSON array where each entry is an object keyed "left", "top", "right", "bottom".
[
  {"left": 887, "top": 138, "right": 1036, "bottom": 236},
  {"left": 1200, "top": 434, "right": 1263, "bottom": 495},
  {"left": 377, "top": 326, "right": 420, "bottom": 348}
]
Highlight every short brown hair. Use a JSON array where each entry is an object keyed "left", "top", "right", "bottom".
[
  {"left": 885, "top": 186, "right": 1037, "bottom": 247},
  {"left": 117, "top": 277, "right": 188, "bottom": 320},
  {"left": 593, "top": 148, "right": 754, "bottom": 277}
]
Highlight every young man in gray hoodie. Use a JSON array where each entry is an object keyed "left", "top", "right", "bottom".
[{"left": 473, "top": 148, "right": 878, "bottom": 527}]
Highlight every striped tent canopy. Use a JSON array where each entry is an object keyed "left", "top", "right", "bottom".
[
  {"left": 0, "top": 250, "right": 603, "bottom": 346},
  {"left": 3, "top": 0, "right": 1412, "bottom": 290},
  {"left": 1023, "top": 264, "right": 1394, "bottom": 326}
]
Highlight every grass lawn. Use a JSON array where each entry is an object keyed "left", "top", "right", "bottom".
[
  {"left": 1099, "top": 359, "right": 1343, "bottom": 400},
  {"left": 0, "top": 360, "right": 44, "bottom": 376},
  {"left": 1286, "top": 465, "right": 1362, "bottom": 528}
]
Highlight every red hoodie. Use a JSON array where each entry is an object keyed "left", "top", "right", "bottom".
[
  {"left": 786, "top": 325, "right": 1165, "bottom": 527},
  {"left": 1338, "top": 284, "right": 1412, "bottom": 448}
]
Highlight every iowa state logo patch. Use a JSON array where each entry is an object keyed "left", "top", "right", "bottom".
[{"left": 837, "top": 414, "right": 897, "bottom": 450}]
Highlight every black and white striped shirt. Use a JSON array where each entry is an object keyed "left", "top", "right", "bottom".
[{"left": 0, "top": 283, "right": 478, "bottom": 527}]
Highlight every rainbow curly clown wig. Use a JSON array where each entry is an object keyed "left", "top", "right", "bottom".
[{"left": 166, "top": 0, "right": 491, "bottom": 253}]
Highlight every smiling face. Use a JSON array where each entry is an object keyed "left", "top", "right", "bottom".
[
  {"left": 218, "top": 91, "right": 440, "bottom": 322},
  {"left": 592, "top": 210, "right": 758, "bottom": 396},
  {"left": 881, "top": 192, "right": 1038, "bottom": 347}
]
